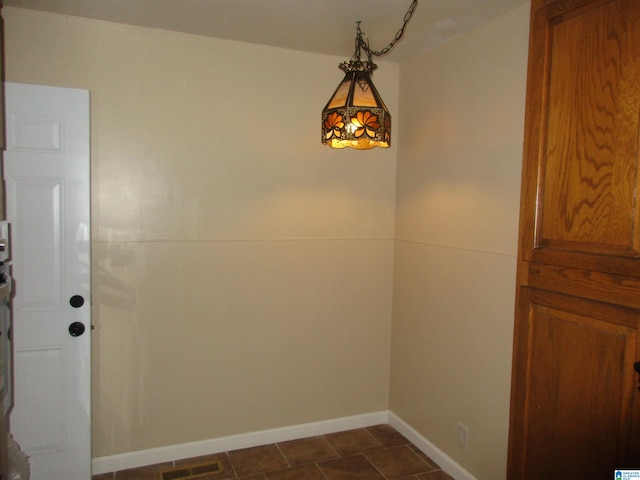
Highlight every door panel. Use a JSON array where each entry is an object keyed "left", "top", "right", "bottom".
[
  {"left": 518, "top": 0, "right": 640, "bottom": 261},
  {"left": 539, "top": 0, "right": 640, "bottom": 255},
  {"left": 5, "top": 83, "right": 91, "bottom": 480},
  {"left": 511, "top": 289, "right": 638, "bottom": 478},
  {"left": 14, "top": 347, "right": 65, "bottom": 455},
  {"left": 12, "top": 178, "right": 63, "bottom": 310}
]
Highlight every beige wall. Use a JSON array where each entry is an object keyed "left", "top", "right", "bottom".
[
  {"left": 4, "top": 8, "right": 398, "bottom": 457},
  {"left": 391, "top": 3, "right": 529, "bottom": 479},
  {"left": 4, "top": 4, "right": 532, "bottom": 476}
]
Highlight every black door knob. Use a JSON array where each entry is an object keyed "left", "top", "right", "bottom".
[
  {"left": 68, "top": 321, "right": 86, "bottom": 337},
  {"left": 69, "top": 295, "right": 85, "bottom": 308},
  {"left": 635, "top": 362, "right": 640, "bottom": 374}
]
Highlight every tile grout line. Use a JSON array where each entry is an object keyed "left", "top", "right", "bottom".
[
  {"left": 368, "top": 456, "right": 390, "bottom": 480},
  {"left": 320, "top": 433, "right": 341, "bottom": 459},
  {"left": 226, "top": 451, "right": 239, "bottom": 479},
  {"left": 316, "top": 459, "right": 331, "bottom": 480},
  {"left": 315, "top": 435, "right": 339, "bottom": 480},
  {"left": 274, "top": 442, "right": 292, "bottom": 469}
]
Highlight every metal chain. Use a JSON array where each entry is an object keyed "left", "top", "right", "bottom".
[{"left": 357, "top": 0, "right": 418, "bottom": 58}]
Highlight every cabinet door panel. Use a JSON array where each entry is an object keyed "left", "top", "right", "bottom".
[
  {"left": 510, "top": 288, "right": 639, "bottom": 478},
  {"left": 521, "top": 0, "right": 640, "bottom": 259}
]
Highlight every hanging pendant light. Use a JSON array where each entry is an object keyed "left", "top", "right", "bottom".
[
  {"left": 322, "top": 52, "right": 390, "bottom": 150},
  {"left": 321, "top": 1, "right": 418, "bottom": 150}
]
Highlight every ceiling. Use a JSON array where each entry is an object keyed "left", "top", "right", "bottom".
[{"left": 3, "top": 0, "right": 529, "bottom": 63}]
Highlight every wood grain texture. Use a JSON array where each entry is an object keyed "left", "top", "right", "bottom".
[
  {"left": 509, "top": 288, "right": 640, "bottom": 478},
  {"left": 524, "top": 296, "right": 636, "bottom": 477},
  {"left": 527, "top": 263, "right": 640, "bottom": 311},
  {"left": 509, "top": 0, "right": 640, "bottom": 477},
  {"left": 540, "top": 0, "right": 640, "bottom": 252}
]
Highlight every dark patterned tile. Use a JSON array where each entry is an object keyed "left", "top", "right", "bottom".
[
  {"left": 265, "top": 463, "right": 326, "bottom": 479},
  {"left": 324, "top": 428, "right": 382, "bottom": 456},
  {"left": 366, "top": 445, "right": 433, "bottom": 478},
  {"left": 366, "top": 425, "right": 410, "bottom": 448},
  {"left": 408, "top": 444, "right": 439, "bottom": 469},
  {"left": 104, "top": 425, "right": 450, "bottom": 480},
  {"left": 318, "top": 454, "right": 386, "bottom": 480},
  {"left": 278, "top": 435, "right": 337, "bottom": 466},
  {"left": 229, "top": 444, "right": 289, "bottom": 477},
  {"left": 417, "top": 470, "right": 455, "bottom": 480}
]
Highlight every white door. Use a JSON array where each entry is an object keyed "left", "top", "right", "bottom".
[{"left": 4, "top": 83, "right": 91, "bottom": 480}]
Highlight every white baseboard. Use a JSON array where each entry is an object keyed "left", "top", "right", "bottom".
[
  {"left": 388, "top": 412, "right": 478, "bottom": 480},
  {"left": 92, "top": 410, "right": 390, "bottom": 475},
  {"left": 93, "top": 410, "right": 476, "bottom": 479}
]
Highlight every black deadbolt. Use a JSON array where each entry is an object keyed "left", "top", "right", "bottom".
[
  {"left": 68, "top": 321, "right": 86, "bottom": 337},
  {"left": 69, "top": 295, "right": 85, "bottom": 308}
]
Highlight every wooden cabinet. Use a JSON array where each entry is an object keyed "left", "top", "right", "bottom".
[{"left": 508, "top": 0, "right": 640, "bottom": 477}]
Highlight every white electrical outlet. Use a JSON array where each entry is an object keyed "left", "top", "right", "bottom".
[{"left": 457, "top": 422, "right": 469, "bottom": 451}]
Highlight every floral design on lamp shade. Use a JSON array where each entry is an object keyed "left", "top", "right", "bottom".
[
  {"left": 324, "top": 112, "right": 345, "bottom": 140},
  {"left": 351, "top": 111, "right": 380, "bottom": 139}
]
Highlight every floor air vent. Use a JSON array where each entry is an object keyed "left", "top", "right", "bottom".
[{"left": 161, "top": 460, "right": 223, "bottom": 480}]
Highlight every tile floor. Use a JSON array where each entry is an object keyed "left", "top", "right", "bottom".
[{"left": 92, "top": 424, "right": 455, "bottom": 480}]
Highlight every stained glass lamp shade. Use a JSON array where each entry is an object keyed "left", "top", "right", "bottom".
[{"left": 321, "top": 60, "right": 390, "bottom": 150}]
